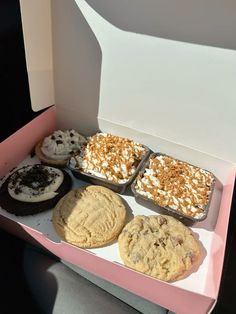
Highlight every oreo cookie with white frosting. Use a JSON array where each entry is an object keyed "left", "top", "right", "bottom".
[
  {"left": 0, "top": 164, "right": 72, "bottom": 216},
  {"left": 35, "top": 129, "right": 87, "bottom": 167}
]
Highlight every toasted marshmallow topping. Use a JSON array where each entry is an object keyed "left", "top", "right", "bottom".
[
  {"left": 8, "top": 165, "right": 64, "bottom": 202},
  {"left": 134, "top": 155, "right": 214, "bottom": 218},
  {"left": 41, "top": 129, "right": 86, "bottom": 160},
  {"left": 70, "top": 133, "right": 147, "bottom": 183}
]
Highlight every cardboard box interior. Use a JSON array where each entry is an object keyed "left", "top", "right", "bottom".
[{"left": 1, "top": 1, "right": 236, "bottom": 313}]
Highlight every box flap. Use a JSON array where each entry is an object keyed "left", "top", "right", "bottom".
[
  {"left": 72, "top": 0, "right": 236, "bottom": 163},
  {"left": 21, "top": 0, "right": 236, "bottom": 162},
  {"left": 20, "top": 0, "right": 54, "bottom": 111}
]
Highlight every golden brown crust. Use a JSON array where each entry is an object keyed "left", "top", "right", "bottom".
[
  {"left": 35, "top": 140, "right": 67, "bottom": 167},
  {"left": 52, "top": 185, "right": 126, "bottom": 248}
]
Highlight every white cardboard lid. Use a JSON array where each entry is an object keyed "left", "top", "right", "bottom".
[
  {"left": 19, "top": 0, "right": 54, "bottom": 111},
  {"left": 20, "top": 0, "right": 236, "bottom": 163}
]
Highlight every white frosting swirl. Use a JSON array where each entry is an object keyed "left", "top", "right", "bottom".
[
  {"left": 8, "top": 165, "right": 64, "bottom": 202},
  {"left": 69, "top": 133, "right": 147, "bottom": 183},
  {"left": 41, "top": 130, "right": 86, "bottom": 160}
]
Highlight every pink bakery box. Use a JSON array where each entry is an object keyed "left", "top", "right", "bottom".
[{"left": 1, "top": 1, "right": 236, "bottom": 314}]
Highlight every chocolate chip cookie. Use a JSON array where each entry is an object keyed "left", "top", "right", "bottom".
[{"left": 118, "top": 215, "right": 200, "bottom": 282}]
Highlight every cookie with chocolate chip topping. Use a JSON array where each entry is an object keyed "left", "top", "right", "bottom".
[
  {"left": 118, "top": 215, "right": 200, "bottom": 282},
  {"left": 0, "top": 164, "right": 72, "bottom": 216},
  {"left": 35, "top": 129, "right": 87, "bottom": 167}
]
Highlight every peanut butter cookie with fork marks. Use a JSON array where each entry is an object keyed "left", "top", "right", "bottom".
[{"left": 53, "top": 185, "right": 126, "bottom": 248}]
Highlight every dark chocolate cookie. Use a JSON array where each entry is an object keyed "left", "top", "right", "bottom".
[{"left": 0, "top": 164, "right": 72, "bottom": 216}]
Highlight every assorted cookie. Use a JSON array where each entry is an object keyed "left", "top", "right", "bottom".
[
  {"left": 35, "top": 129, "right": 87, "bottom": 167},
  {"left": 52, "top": 185, "right": 126, "bottom": 248},
  {"left": 118, "top": 215, "right": 201, "bottom": 282},
  {"left": 0, "top": 164, "right": 72, "bottom": 216},
  {"left": 0, "top": 131, "right": 209, "bottom": 283}
]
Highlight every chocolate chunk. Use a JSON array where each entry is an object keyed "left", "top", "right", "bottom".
[
  {"left": 170, "top": 236, "right": 183, "bottom": 246},
  {"left": 71, "top": 140, "right": 75, "bottom": 144},
  {"left": 185, "top": 251, "right": 195, "bottom": 262},
  {"left": 122, "top": 230, "right": 132, "bottom": 240},
  {"left": 158, "top": 216, "right": 167, "bottom": 226},
  {"left": 56, "top": 140, "right": 63, "bottom": 145},
  {"left": 70, "top": 132, "right": 74, "bottom": 137},
  {"left": 51, "top": 135, "right": 55, "bottom": 140},
  {"left": 14, "top": 187, "right": 22, "bottom": 194}
]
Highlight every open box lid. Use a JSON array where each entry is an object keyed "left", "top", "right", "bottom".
[{"left": 20, "top": 0, "right": 236, "bottom": 163}]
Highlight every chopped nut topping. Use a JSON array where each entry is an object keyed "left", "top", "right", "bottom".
[
  {"left": 135, "top": 155, "right": 214, "bottom": 218},
  {"left": 71, "top": 133, "right": 147, "bottom": 183}
]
